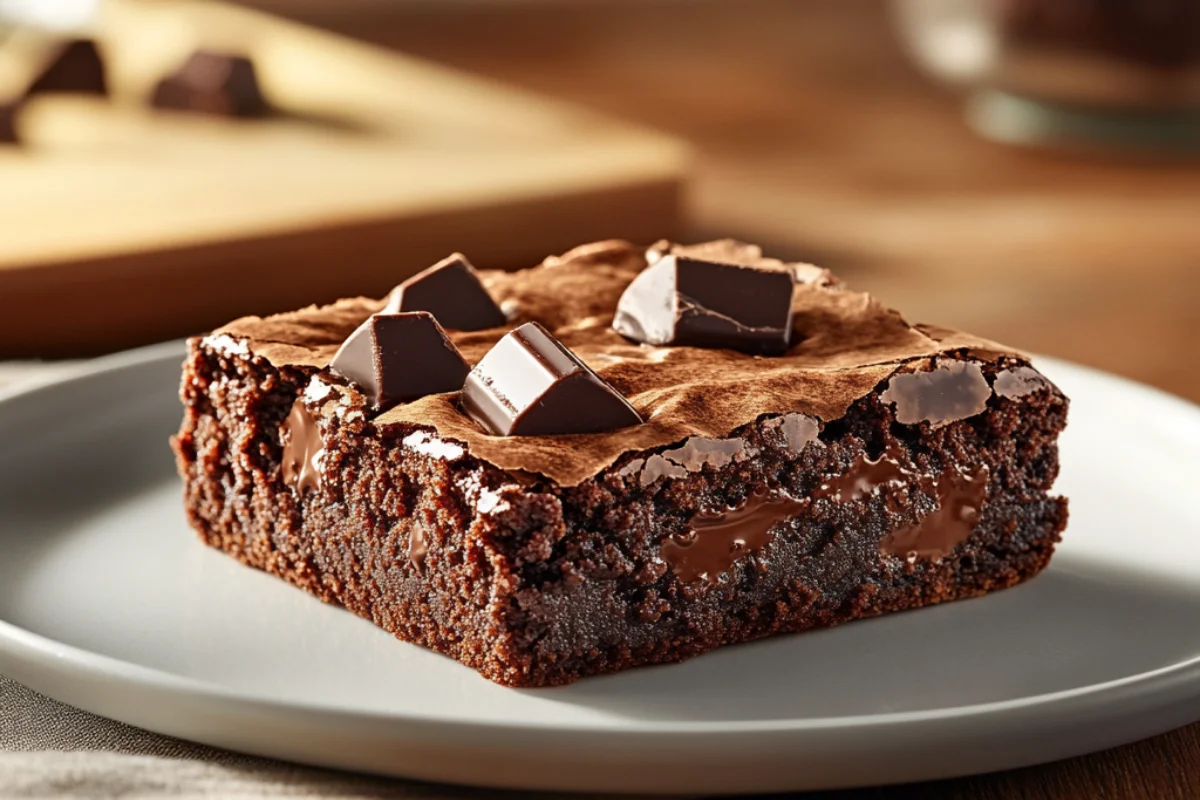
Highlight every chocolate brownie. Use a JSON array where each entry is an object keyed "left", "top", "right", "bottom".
[{"left": 171, "top": 240, "right": 1068, "bottom": 687}]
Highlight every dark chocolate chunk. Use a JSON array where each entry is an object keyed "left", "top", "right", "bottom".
[
  {"left": 0, "top": 102, "right": 18, "bottom": 144},
  {"left": 408, "top": 526, "right": 428, "bottom": 568},
  {"left": 814, "top": 445, "right": 990, "bottom": 562},
  {"left": 812, "top": 450, "right": 909, "bottom": 502},
  {"left": 330, "top": 312, "right": 470, "bottom": 410},
  {"left": 461, "top": 322, "right": 642, "bottom": 436},
  {"left": 882, "top": 468, "right": 989, "bottom": 561},
  {"left": 26, "top": 38, "right": 107, "bottom": 96},
  {"left": 880, "top": 361, "right": 992, "bottom": 426},
  {"left": 281, "top": 398, "right": 326, "bottom": 494},
  {"left": 384, "top": 253, "right": 506, "bottom": 331},
  {"left": 613, "top": 252, "right": 795, "bottom": 355},
  {"left": 660, "top": 492, "right": 806, "bottom": 583},
  {"left": 151, "top": 50, "right": 267, "bottom": 118}
]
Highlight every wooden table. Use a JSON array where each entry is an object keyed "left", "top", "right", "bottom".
[
  {"left": 242, "top": 1, "right": 1200, "bottom": 797},
  {"left": 0, "top": 0, "right": 686, "bottom": 358}
]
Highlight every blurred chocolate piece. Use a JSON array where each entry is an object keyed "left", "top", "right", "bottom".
[
  {"left": 0, "top": 102, "right": 18, "bottom": 144},
  {"left": 0, "top": 34, "right": 106, "bottom": 105},
  {"left": 462, "top": 322, "right": 642, "bottom": 436},
  {"left": 384, "top": 253, "right": 506, "bottom": 331},
  {"left": 151, "top": 50, "right": 267, "bottom": 118},
  {"left": 330, "top": 312, "right": 469, "bottom": 410},
  {"left": 25, "top": 38, "right": 107, "bottom": 96},
  {"left": 613, "top": 251, "right": 795, "bottom": 355}
]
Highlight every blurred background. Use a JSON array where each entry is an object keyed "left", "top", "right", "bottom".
[{"left": 2, "top": 0, "right": 1198, "bottom": 407}]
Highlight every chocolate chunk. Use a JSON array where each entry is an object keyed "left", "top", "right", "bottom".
[
  {"left": 408, "top": 525, "right": 429, "bottom": 567},
  {"left": 814, "top": 445, "right": 990, "bottom": 562},
  {"left": 281, "top": 398, "right": 326, "bottom": 494},
  {"left": 462, "top": 322, "right": 642, "bottom": 436},
  {"left": 151, "top": 50, "right": 267, "bottom": 117},
  {"left": 812, "top": 450, "right": 909, "bottom": 502},
  {"left": 880, "top": 361, "right": 992, "bottom": 426},
  {"left": 613, "top": 252, "right": 795, "bottom": 355},
  {"left": 883, "top": 468, "right": 989, "bottom": 561},
  {"left": 384, "top": 253, "right": 506, "bottom": 331},
  {"left": 0, "top": 103, "right": 18, "bottom": 144},
  {"left": 330, "top": 312, "right": 470, "bottom": 410},
  {"left": 660, "top": 492, "right": 806, "bottom": 583},
  {"left": 26, "top": 38, "right": 107, "bottom": 96}
]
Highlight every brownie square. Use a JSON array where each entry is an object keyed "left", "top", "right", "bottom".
[{"left": 172, "top": 240, "right": 1067, "bottom": 687}]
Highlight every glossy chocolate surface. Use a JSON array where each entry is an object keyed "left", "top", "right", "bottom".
[
  {"left": 816, "top": 447, "right": 991, "bottom": 561},
  {"left": 813, "top": 451, "right": 909, "bottom": 502},
  {"left": 329, "top": 312, "right": 469, "bottom": 410},
  {"left": 461, "top": 322, "right": 641, "bottom": 437},
  {"left": 281, "top": 398, "right": 326, "bottom": 493},
  {"left": 661, "top": 492, "right": 807, "bottom": 583},
  {"left": 883, "top": 468, "right": 989, "bottom": 561},
  {"left": 385, "top": 253, "right": 507, "bottom": 331},
  {"left": 613, "top": 251, "right": 795, "bottom": 355}
]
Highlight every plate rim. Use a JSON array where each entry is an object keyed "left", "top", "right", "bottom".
[{"left": 5, "top": 606, "right": 1200, "bottom": 736}]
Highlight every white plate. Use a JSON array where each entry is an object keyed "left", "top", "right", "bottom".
[{"left": 2, "top": 342, "right": 1199, "bottom": 794}]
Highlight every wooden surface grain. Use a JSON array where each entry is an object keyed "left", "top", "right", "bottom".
[
  {"left": 250, "top": 1, "right": 1200, "bottom": 798},
  {"left": 0, "top": 0, "right": 685, "bottom": 357}
]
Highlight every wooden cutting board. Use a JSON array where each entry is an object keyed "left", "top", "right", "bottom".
[{"left": 0, "top": 0, "right": 688, "bottom": 357}]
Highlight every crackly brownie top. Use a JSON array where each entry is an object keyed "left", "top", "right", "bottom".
[{"left": 206, "top": 239, "right": 1031, "bottom": 485}]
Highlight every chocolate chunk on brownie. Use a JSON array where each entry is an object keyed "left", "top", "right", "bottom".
[
  {"left": 172, "top": 239, "right": 1068, "bottom": 687},
  {"left": 613, "top": 246, "right": 796, "bottom": 354},
  {"left": 328, "top": 311, "right": 469, "bottom": 411},
  {"left": 462, "top": 322, "right": 642, "bottom": 436},
  {"left": 384, "top": 253, "right": 507, "bottom": 331}
]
